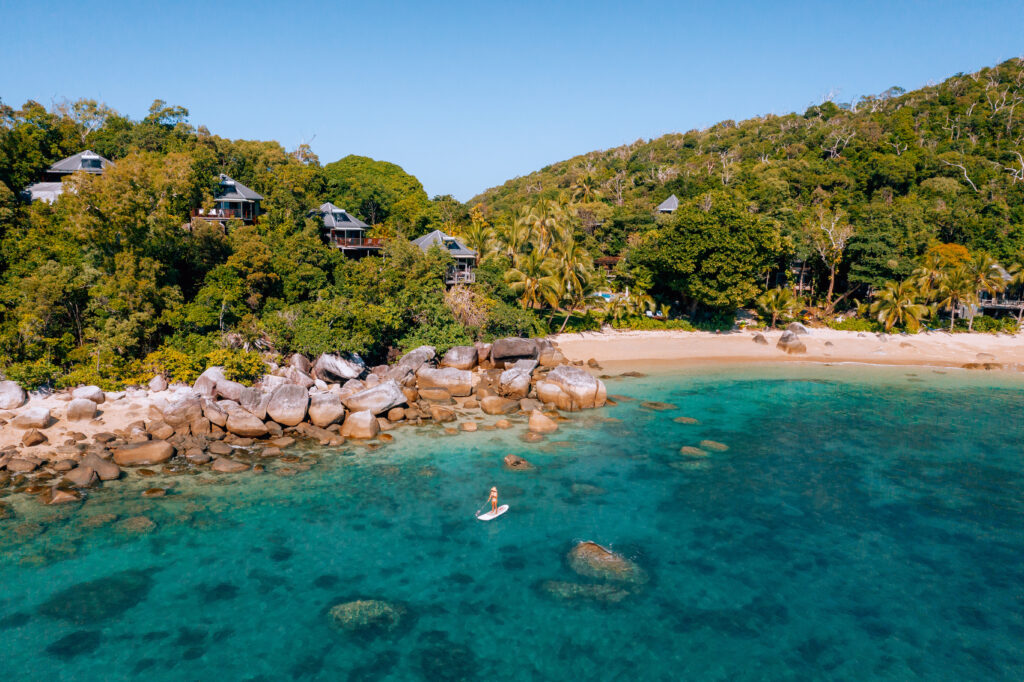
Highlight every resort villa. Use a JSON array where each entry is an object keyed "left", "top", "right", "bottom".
[
  {"left": 655, "top": 194, "right": 679, "bottom": 213},
  {"left": 21, "top": 150, "right": 113, "bottom": 202},
  {"left": 412, "top": 229, "right": 478, "bottom": 285},
  {"left": 190, "top": 174, "right": 263, "bottom": 227},
  {"left": 311, "top": 202, "right": 384, "bottom": 257}
]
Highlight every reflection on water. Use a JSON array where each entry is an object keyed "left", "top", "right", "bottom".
[{"left": 1, "top": 364, "right": 1023, "bottom": 680}]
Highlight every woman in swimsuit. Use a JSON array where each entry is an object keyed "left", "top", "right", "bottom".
[{"left": 488, "top": 486, "right": 498, "bottom": 514}]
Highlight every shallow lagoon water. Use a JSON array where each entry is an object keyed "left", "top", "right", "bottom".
[{"left": 2, "top": 363, "right": 1024, "bottom": 680}]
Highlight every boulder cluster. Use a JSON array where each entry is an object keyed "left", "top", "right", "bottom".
[{"left": 0, "top": 338, "right": 607, "bottom": 507}]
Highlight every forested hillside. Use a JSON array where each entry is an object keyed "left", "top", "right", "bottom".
[
  {"left": 472, "top": 57, "right": 1024, "bottom": 310},
  {"left": 0, "top": 100, "right": 537, "bottom": 389}
]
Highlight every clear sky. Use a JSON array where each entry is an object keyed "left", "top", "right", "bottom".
[{"left": 2, "top": 0, "right": 1022, "bottom": 200}]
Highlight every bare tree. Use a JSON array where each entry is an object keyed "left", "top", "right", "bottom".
[
  {"left": 806, "top": 206, "right": 855, "bottom": 314},
  {"left": 822, "top": 124, "right": 856, "bottom": 159},
  {"left": 941, "top": 157, "right": 980, "bottom": 192}
]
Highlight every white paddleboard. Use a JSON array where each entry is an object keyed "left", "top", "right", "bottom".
[{"left": 476, "top": 504, "right": 509, "bottom": 521}]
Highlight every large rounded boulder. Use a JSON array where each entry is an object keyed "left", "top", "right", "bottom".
[
  {"left": 341, "top": 380, "right": 406, "bottom": 416},
  {"left": 340, "top": 410, "right": 380, "bottom": 439},
  {"left": 777, "top": 331, "right": 807, "bottom": 355},
  {"left": 491, "top": 337, "right": 539, "bottom": 366},
  {"left": 266, "top": 384, "right": 309, "bottom": 426},
  {"left": 396, "top": 345, "right": 436, "bottom": 372},
  {"left": 309, "top": 393, "right": 345, "bottom": 428},
  {"left": 0, "top": 380, "right": 27, "bottom": 409},
  {"left": 440, "top": 345, "right": 478, "bottom": 370},
  {"left": 416, "top": 367, "right": 473, "bottom": 397},
  {"left": 71, "top": 385, "right": 106, "bottom": 404},
  {"left": 113, "top": 441, "right": 174, "bottom": 466},
  {"left": 66, "top": 398, "right": 98, "bottom": 421},
  {"left": 313, "top": 354, "right": 365, "bottom": 382},
  {"left": 536, "top": 365, "right": 607, "bottom": 411},
  {"left": 11, "top": 407, "right": 51, "bottom": 429}
]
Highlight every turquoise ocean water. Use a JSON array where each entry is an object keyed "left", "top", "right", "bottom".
[{"left": 1, "top": 363, "right": 1023, "bottom": 681}]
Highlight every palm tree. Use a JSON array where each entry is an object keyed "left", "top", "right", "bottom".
[
  {"left": 869, "top": 280, "right": 929, "bottom": 332},
  {"left": 1006, "top": 262, "right": 1024, "bottom": 325},
  {"left": 964, "top": 253, "right": 1007, "bottom": 331},
  {"left": 756, "top": 287, "right": 800, "bottom": 328},
  {"left": 571, "top": 175, "right": 601, "bottom": 203},
  {"left": 936, "top": 266, "right": 976, "bottom": 331},
  {"left": 461, "top": 220, "right": 496, "bottom": 262},
  {"left": 911, "top": 250, "right": 947, "bottom": 304},
  {"left": 550, "top": 242, "right": 598, "bottom": 332},
  {"left": 504, "top": 251, "right": 557, "bottom": 309}
]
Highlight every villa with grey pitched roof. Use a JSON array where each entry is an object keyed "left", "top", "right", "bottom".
[
  {"left": 22, "top": 149, "right": 113, "bottom": 203},
  {"left": 311, "top": 202, "right": 383, "bottom": 256},
  {"left": 656, "top": 194, "right": 679, "bottom": 213},
  {"left": 412, "top": 229, "right": 478, "bottom": 284},
  {"left": 190, "top": 174, "right": 263, "bottom": 227}
]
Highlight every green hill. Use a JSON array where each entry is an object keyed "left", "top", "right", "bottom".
[{"left": 472, "top": 57, "right": 1024, "bottom": 294}]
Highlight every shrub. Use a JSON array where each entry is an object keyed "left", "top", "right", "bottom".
[
  {"left": 3, "top": 359, "right": 62, "bottom": 390},
  {"left": 826, "top": 317, "right": 883, "bottom": 332},
  {"left": 204, "top": 348, "right": 267, "bottom": 385},
  {"left": 961, "top": 316, "right": 1020, "bottom": 334}
]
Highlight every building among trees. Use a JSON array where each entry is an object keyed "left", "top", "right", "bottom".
[
  {"left": 21, "top": 149, "right": 112, "bottom": 202},
  {"left": 191, "top": 174, "right": 263, "bottom": 226},
  {"left": 312, "top": 202, "right": 383, "bottom": 257},
  {"left": 655, "top": 194, "right": 679, "bottom": 213},
  {"left": 412, "top": 229, "right": 477, "bottom": 284}
]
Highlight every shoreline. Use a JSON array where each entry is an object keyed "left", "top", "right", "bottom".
[{"left": 550, "top": 328, "right": 1024, "bottom": 372}]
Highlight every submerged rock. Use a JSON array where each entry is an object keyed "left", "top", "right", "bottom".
[
  {"left": 699, "top": 440, "right": 729, "bottom": 452},
  {"left": 211, "top": 458, "right": 249, "bottom": 474},
  {"left": 37, "top": 569, "right": 155, "bottom": 624},
  {"left": 503, "top": 454, "right": 533, "bottom": 470},
  {"left": 541, "top": 580, "right": 631, "bottom": 604},
  {"left": 568, "top": 541, "right": 647, "bottom": 585},
  {"left": 328, "top": 599, "right": 405, "bottom": 634},
  {"left": 528, "top": 410, "right": 558, "bottom": 434}
]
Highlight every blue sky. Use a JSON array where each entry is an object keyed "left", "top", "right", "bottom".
[{"left": 2, "top": 1, "right": 1022, "bottom": 200}]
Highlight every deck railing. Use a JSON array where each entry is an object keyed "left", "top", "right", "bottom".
[
  {"left": 333, "top": 237, "right": 385, "bottom": 248},
  {"left": 447, "top": 270, "right": 476, "bottom": 284},
  {"left": 191, "top": 208, "right": 239, "bottom": 220}
]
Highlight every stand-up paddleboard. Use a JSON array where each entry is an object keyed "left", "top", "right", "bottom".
[{"left": 476, "top": 504, "right": 509, "bottom": 521}]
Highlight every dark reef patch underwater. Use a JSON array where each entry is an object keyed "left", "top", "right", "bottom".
[{"left": 1, "top": 363, "right": 1023, "bottom": 680}]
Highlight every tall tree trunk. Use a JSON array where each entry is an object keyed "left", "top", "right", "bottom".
[
  {"left": 559, "top": 308, "right": 574, "bottom": 334},
  {"left": 949, "top": 303, "right": 956, "bottom": 332},
  {"left": 1016, "top": 303, "right": 1023, "bottom": 326},
  {"left": 771, "top": 311, "right": 778, "bottom": 329},
  {"left": 825, "top": 265, "right": 837, "bottom": 314}
]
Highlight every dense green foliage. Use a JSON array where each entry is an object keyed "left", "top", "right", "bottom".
[
  {"left": 0, "top": 99, "right": 543, "bottom": 388},
  {"left": 473, "top": 58, "right": 1024, "bottom": 310},
  {"left": 4, "top": 58, "right": 1024, "bottom": 387}
]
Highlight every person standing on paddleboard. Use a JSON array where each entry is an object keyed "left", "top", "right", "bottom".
[{"left": 488, "top": 487, "right": 498, "bottom": 514}]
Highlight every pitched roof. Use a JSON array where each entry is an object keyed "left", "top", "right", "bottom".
[
  {"left": 22, "top": 182, "right": 65, "bottom": 203},
  {"left": 412, "top": 229, "right": 477, "bottom": 258},
  {"left": 314, "top": 202, "right": 369, "bottom": 230},
  {"left": 656, "top": 194, "right": 679, "bottom": 212},
  {"left": 48, "top": 150, "right": 112, "bottom": 174},
  {"left": 215, "top": 174, "right": 263, "bottom": 201}
]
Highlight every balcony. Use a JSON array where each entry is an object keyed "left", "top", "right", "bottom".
[
  {"left": 333, "top": 237, "right": 385, "bottom": 249},
  {"left": 191, "top": 208, "right": 239, "bottom": 221},
  {"left": 446, "top": 270, "right": 476, "bottom": 285}
]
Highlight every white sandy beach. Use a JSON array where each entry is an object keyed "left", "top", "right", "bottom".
[{"left": 552, "top": 328, "right": 1024, "bottom": 371}]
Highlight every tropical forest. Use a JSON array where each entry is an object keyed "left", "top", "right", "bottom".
[{"left": 2, "top": 57, "right": 1024, "bottom": 389}]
